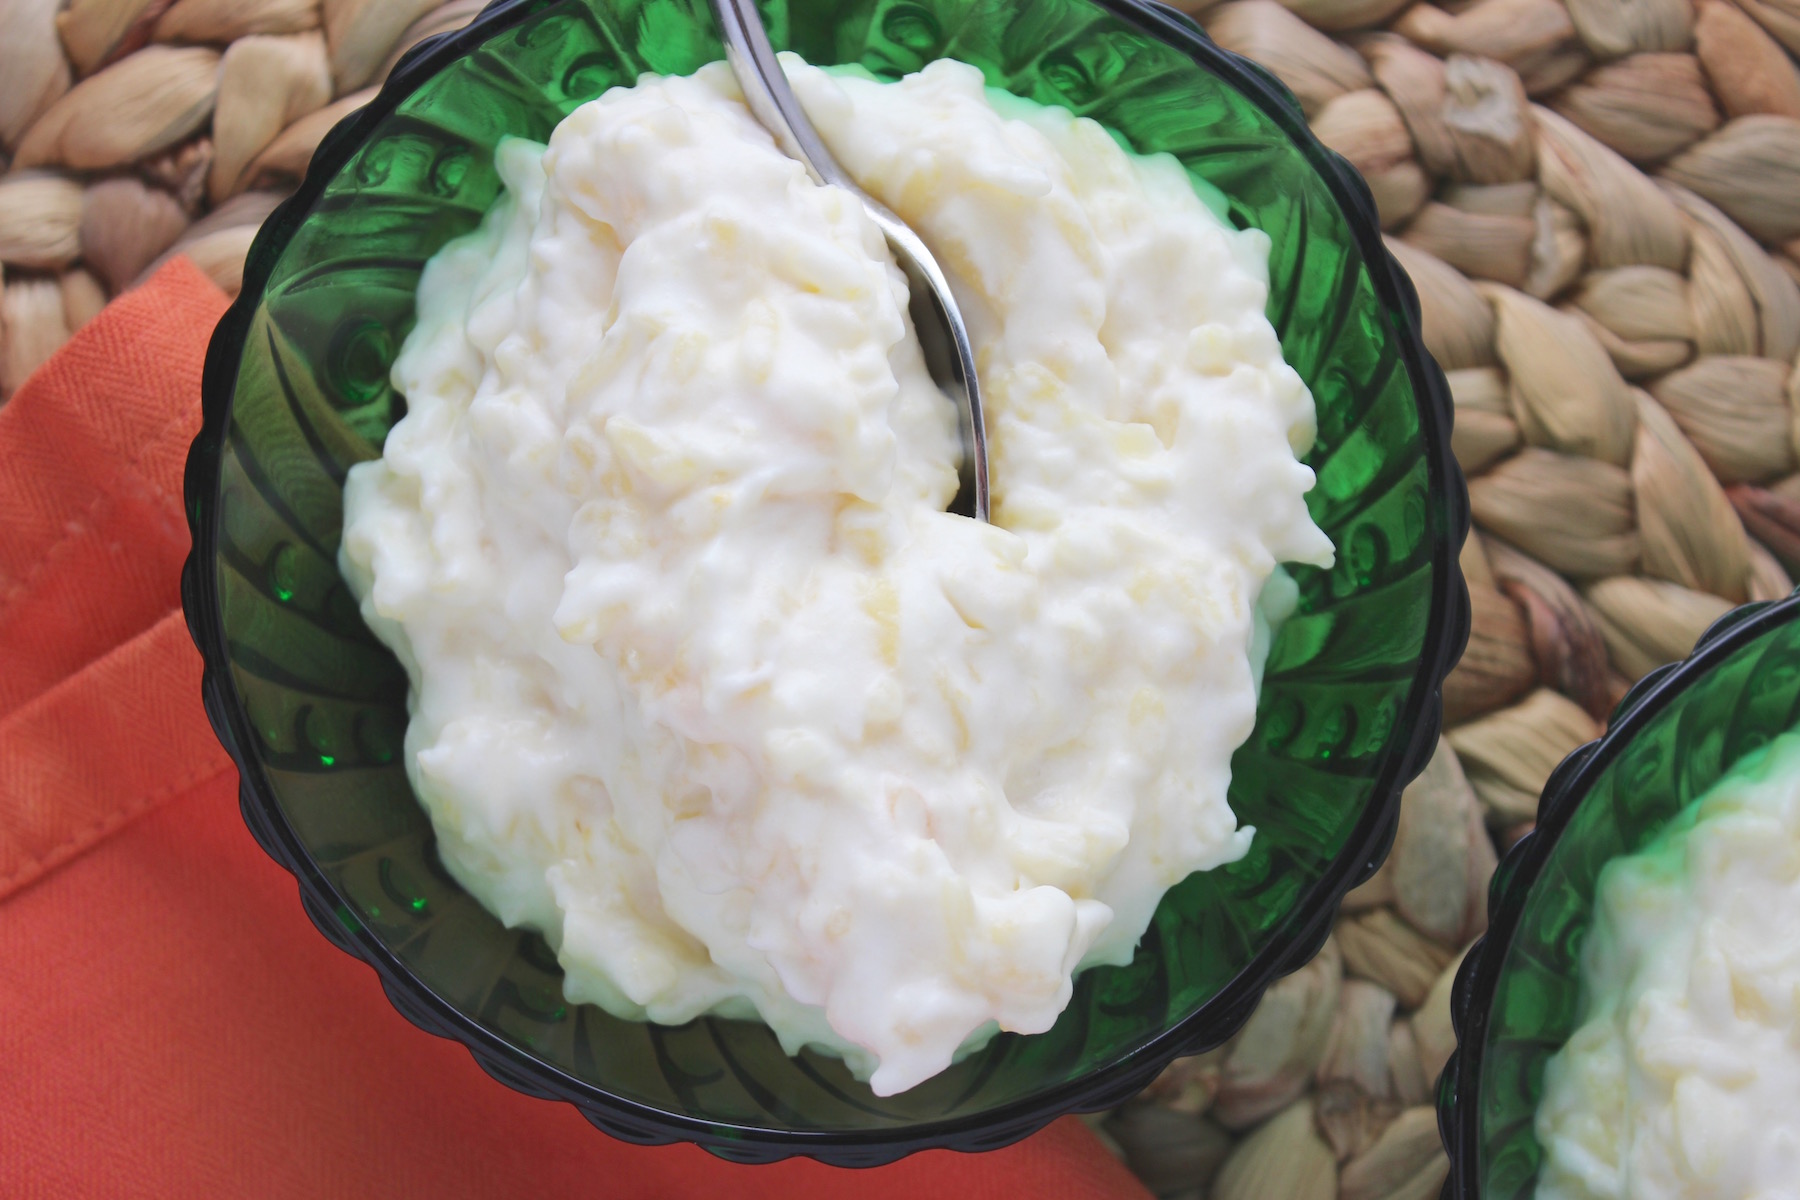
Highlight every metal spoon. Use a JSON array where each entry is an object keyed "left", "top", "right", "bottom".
[{"left": 708, "top": 0, "right": 990, "bottom": 522}]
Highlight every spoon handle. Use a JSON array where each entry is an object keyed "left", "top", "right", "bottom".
[
  {"left": 711, "top": 0, "right": 846, "bottom": 190},
  {"left": 708, "top": 0, "right": 991, "bottom": 523}
]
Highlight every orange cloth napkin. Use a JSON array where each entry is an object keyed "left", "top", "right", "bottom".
[{"left": 0, "top": 258, "right": 1153, "bottom": 1200}]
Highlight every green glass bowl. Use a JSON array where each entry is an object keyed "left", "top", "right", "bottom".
[
  {"left": 1439, "top": 590, "right": 1800, "bottom": 1198},
  {"left": 181, "top": 0, "right": 1468, "bottom": 1165}
]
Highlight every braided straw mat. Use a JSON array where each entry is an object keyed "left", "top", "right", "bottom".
[{"left": 4, "top": 0, "right": 1800, "bottom": 1194}]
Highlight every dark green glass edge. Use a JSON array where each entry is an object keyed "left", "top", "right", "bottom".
[
  {"left": 179, "top": 0, "right": 1472, "bottom": 1166},
  {"left": 1436, "top": 589, "right": 1800, "bottom": 1199}
]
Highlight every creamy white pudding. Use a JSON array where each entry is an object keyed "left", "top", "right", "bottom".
[
  {"left": 1534, "top": 731, "right": 1800, "bottom": 1200},
  {"left": 340, "top": 55, "right": 1331, "bottom": 1095}
]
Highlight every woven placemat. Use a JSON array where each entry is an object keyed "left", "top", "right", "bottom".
[{"left": 5, "top": 0, "right": 1799, "bottom": 1195}]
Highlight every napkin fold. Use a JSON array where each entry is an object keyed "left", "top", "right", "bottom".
[{"left": 0, "top": 258, "right": 1151, "bottom": 1199}]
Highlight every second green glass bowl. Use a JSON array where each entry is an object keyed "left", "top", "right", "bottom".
[
  {"left": 182, "top": 0, "right": 1467, "bottom": 1165},
  {"left": 1439, "top": 590, "right": 1800, "bottom": 1198}
]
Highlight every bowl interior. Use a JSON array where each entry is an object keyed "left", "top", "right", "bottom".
[
  {"left": 196, "top": 0, "right": 1454, "bottom": 1150},
  {"left": 1463, "top": 602, "right": 1800, "bottom": 1198}
]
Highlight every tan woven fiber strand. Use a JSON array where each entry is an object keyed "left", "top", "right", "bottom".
[{"left": 5, "top": 0, "right": 1799, "bottom": 1192}]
